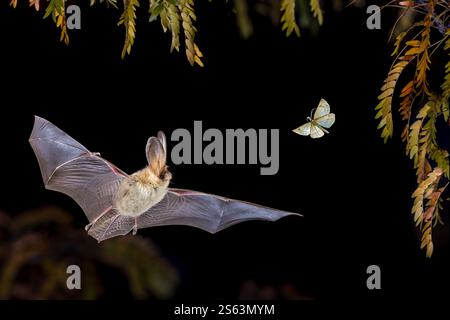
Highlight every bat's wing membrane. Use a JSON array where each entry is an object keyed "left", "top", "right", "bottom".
[
  {"left": 29, "top": 116, "right": 90, "bottom": 183},
  {"left": 29, "top": 116, "right": 127, "bottom": 224},
  {"left": 137, "top": 189, "right": 301, "bottom": 233}
]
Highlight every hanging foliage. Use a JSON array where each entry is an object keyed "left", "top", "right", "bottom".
[
  {"left": 43, "top": 0, "right": 69, "bottom": 45},
  {"left": 310, "top": 0, "right": 323, "bottom": 26},
  {"left": 9, "top": 0, "right": 328, "bottom": 66},
  {"left": 118, "top": 0, "right": 140, "bottom": 59},
  {"left": 375, "top": 0, "right": 449, "bottom": 257}
]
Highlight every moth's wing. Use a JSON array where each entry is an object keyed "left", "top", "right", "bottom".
[
  {"left": 29, "top": 116, "right": 128, "bottom": 234},
  {"left": 293, "top": 123, "right": 312, "bottom": 136},
  {"left": 137, "top": 189, "right": 301, "bottom": 233},
  {"left": 314, "top": 113, "right": 335, "bottom": 129},
  {"left": 313, "top": 99, "right": 330, "bottom": 119},
  {"left": 310, "top": 124, "right": 325, "bottom": 139}
]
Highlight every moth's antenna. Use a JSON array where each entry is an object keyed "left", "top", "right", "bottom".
[{"left": 308, "top": 108, "right": 316, "bottom": 121}]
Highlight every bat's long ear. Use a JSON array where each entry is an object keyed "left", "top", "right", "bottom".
[
  {"left": 146, "top": 136, "right": 166, "bottom": 176},
  {"left": 157, "top": 131, "right": 167, "bottom": 155}
]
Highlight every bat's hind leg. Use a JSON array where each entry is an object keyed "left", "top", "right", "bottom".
[
  {"left": 85, "top": 206, "right": 113, "bottom": 231},
  {"left": 132, "top": 217, "right": 138, "bottom": 235}
]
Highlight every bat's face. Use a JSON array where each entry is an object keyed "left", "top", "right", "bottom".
[{"left": 115, "top": 132, "right": 172, "bottom": 218}]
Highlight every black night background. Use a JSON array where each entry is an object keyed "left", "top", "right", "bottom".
[{"left": 0, "top": 0, "right": 449, "bottom": 312}]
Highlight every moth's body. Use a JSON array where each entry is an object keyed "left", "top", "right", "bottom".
[
  {"left": 115, "top": 167, "right": 172, "bottom": 217},
  {"left": 293, "top": 99, "right": 335, "bottom": 138},
  {"left": 307, "top": 117, "right": 330, "bottom": 134}
]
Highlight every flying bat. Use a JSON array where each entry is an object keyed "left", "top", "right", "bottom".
[
  {"left": 29, "top": 116, "right": 301, "bottom": 242},
  {"left": 293, "top": 98, "right": 335, "bottom": 139}
]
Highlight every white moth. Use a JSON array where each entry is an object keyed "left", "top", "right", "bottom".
[{"left": 293, "top": 98, "right": 335, "bottom": 139}]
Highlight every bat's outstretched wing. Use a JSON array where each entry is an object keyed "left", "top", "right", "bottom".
[
  {"left": 29, "top": 116, "right": 128, "bottom": 230},
  {"left": 29, "top": 117, "right": 301, "bottom": 242},
  {"left": 137, "top": 188, "right": 302, "bottom": 233}
]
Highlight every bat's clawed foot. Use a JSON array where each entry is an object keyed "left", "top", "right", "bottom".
[
  {"left": 85, "top": 223, "right": 93, "bottom": 231},
  {"left": 132, "top": 219, "right": 138, "bottom": 235}
]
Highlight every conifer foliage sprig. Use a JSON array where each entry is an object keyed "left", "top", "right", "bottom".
[
  {"left": 10, "top": 0, "right": 329, "bottom": 65},
  {"left": 118, "top": 0, "right": 140, "bottom": 59},
  {"left": 280, "top": 0, "right": 300, "bottom": 37},
  {"left": 374, "top": 0, "right": 450, "bottom": 257},
  {"left": 310, "top": 0, "right": 323, "bottom": 26}
]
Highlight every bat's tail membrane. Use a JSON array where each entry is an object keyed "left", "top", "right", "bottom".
[
  {"left": 29, "top": 116, "right": 90, "bottom": 184},
  {"left": 87, "top": 209, "right": 135, "bottom": 242}
]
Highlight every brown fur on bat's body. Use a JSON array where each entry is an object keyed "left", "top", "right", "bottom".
[{"left": 29, "top": 116, "right": 301, "bottom": 242}]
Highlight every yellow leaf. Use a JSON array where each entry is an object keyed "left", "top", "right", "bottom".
[
  {"left": 426, "top": 241, "right": 433, "bottom": 258},
  {"left": 310, "top": 0, "right": 323, "bottom": 26}
]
